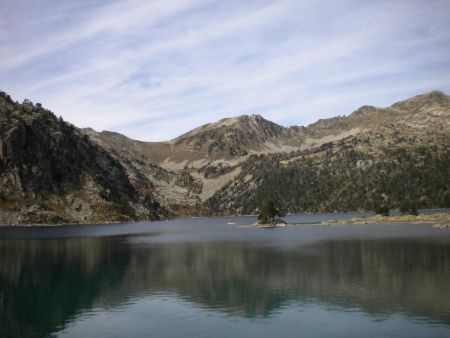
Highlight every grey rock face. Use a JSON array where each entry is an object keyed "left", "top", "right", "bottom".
[{"left": 0, "top": 92, "right": 168, "bottom": 225}]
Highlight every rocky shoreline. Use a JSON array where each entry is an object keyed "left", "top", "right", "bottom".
[
  {"left": 323, "top": 213, "right": 450, "bottom": 229},
  {"left": 252, "top": 218, "right": 287, "bottom": 228}
]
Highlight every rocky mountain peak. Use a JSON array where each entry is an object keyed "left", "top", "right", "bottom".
[
  {"left": 391, "top": 90, "right": 450, "bottom": 111},
  {"left": 184, "top": 114, "right": 282, "bottom": 133},
  {"left": 303, "top": 91, "right": 450, "bottom": 137},
  {"left": 171, "top": 114, "right": 288, "bottom": 157},
  {"left": 217, "top": 114, "right": 286, "bottom": 135}
]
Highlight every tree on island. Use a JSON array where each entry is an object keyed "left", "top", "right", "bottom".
[{"left": 257, "top": 200, "right": 284, "bottom": 224}]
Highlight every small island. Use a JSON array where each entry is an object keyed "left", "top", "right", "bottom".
[{"left": 253, "top": 200, "right": 287, "bottom": 228}]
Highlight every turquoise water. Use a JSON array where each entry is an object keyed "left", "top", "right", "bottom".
[{"left": 0, "top": 214, "right": 449, "bottom": 337}]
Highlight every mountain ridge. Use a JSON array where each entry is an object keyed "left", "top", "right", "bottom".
[
  {"left": 88, "top": 90, "right": 450, "bottom": 165},
  {"left": 88, "top": 90, "right": 450, "bottom": 144},
  {"left": 1, "top": 90, "right": 449, "bottom": 223}
]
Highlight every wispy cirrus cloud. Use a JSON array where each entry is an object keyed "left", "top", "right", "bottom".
[{"left": 1, "top": 0, "right": 449, "bottom": 141}]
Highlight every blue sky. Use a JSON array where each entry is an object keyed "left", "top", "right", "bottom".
[{"left": 1, "top": 0, "right": 449, "bottom": 141}]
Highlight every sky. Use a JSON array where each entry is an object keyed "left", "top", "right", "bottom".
[{"left": 1, "top": 0, "right": 450, "bottom": 141}]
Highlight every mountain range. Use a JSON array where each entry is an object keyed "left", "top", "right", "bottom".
[{"left": 1, "top": 90, "right": 449, "bottom": 224}]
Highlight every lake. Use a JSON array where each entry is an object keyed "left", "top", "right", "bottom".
[{"left": 1, "top": 213, "right": 450, "bottom": 337}]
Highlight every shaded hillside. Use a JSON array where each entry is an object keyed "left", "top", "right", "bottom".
[
  {"left": 0, "top": 92, "right": 167, "bottom": 224},
  {"left": 84, "top": 128, "right": 204, "bottom": 213}
]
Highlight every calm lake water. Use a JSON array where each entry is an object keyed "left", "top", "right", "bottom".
[{"left": 1, "top": 213, "right": 450, "bottom": 337}]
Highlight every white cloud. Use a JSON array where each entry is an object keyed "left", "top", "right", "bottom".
[{"left": 1, "top": 0, "right": 449, "bottom": 141}]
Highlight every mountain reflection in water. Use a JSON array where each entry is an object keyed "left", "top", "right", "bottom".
[{"left": 0, "top": 222, "right": 449, "bottom": 337}]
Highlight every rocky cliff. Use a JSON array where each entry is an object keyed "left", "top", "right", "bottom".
[{"left": 0, "top": 92, "right": 167, "bottom": 224}]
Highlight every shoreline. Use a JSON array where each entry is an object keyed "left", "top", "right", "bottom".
[
  {"left": 0, "top": 218, "right": 171, "bottom": 228},
  {"left": 1, "top": 212, "right": 450, "bottom": 228},
  {"left": 322, "top": 213, "right": 450, "bottom": 229}
]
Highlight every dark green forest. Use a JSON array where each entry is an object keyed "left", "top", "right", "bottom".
[{"left": 206, "top": 127, "right": 450, "bottom": 214}]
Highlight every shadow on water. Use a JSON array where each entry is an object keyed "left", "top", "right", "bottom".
[
  {"left": 0, "top": 234, "right": 449, "bottom": 336},
  {"left": 0, "top": 237, "right": 130, "bottom": 337}
]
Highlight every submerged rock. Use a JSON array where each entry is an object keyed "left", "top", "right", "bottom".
[{"left": 433, "top": 222, "right": 450, "bottom": 229}]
